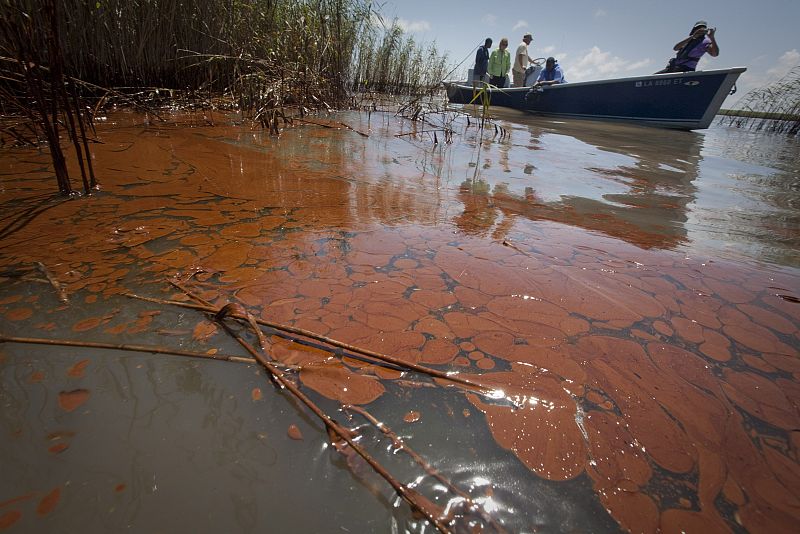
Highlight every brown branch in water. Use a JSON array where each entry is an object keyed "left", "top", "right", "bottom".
[
  {"left": 215, "top": 302, "right": 268, "bottom": 351},
  {"left": 394, "top": 379, "right": 437, "bottom": 389},
  {"left": 293, "top": 117, "right": 369, "bottom": 137},
  {"left": 394, "top": 129, "right": 448, "bottom": 138},
  {"left": 35, "top": 261, "right": 68, "bottom": 304},
  {"left": 0, "top": 335, "right": 255, "bottom": 365},
  {"left": 171, "top": 282, "right": 268, "bottom": 353},
  {"left": 344, "top": 405, "right": 505, "bottom": 532},
  {"left": 124, "top": 292, "right": 490, "bottom": 394},
  {"left": 501, "top": 239, "right": 531, "bottom": 256},
  {"left": 16, "top": 275, "right": 49, "bottom": 284},
  {"left": 203, "top": 296, "right": 450, "bottom": 533}
]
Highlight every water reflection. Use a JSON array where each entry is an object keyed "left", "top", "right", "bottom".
[
  {"left": 690, "top": 121, "right": 800, "bottom": 266},
  {"left": 453, "top": 108, "right": 799, "bottom": 266},
  {"left": 454, "top": 111, "right": 705, "bottom": 250}
]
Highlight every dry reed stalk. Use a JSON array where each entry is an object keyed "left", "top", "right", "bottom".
[
  {"left": 293, "top": 117, "right": 369, "bottom": 137},
  {"left": 35, "top": 261, "right": 68, "bottom": 303},
  {"left": 124, "top": 291, "right": 491, "bottom": 394},
  {"left": 726, "top": 65, "right": 800, "bottom": 135},
  {"left": 189, "top": 289, "right": 452, "bottom": 533},
  {"left": 0, "top": 334, "right": 255, "bottom": 365},
  {"left": 345, "top": 404, "right": 507, "bottom": 532}
]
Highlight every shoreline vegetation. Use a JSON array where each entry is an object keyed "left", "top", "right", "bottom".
[
  {"left": 0, "top": 0, "right": 452, "bottom": 194},
  {"left": 724, "top": 65, "right": 800, "bottom": 135},
  {"left": 2, "top": 0, "right": 450, "bottom": 103},
  {"left": 719, "top": 108, "right": 800, "bottom": 121}
]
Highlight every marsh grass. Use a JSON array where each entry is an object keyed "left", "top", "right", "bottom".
[
  {"left": 0, "top": 0, "right": 451, "bottom": 194},
  {"left": 2, "top": 0, "right": 449, "bottom": 115},
  {"left": 0, "top": 0, "right": 96, "bottom": 195},
  {"left": 724, "top": 65, "right": 800, "bottom": 136}
]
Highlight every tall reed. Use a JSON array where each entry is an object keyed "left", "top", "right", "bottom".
[
  {"left": 725, "top": 65, "right": 800, "bottom": 136},
  {"left": 0, "top": 1, "right": 450, "bottom": 194},
  {"left": 2, "top": 0, "right": 449, "bottom": 111},
  {"left": 0, "top": 0, "right": 96, "bottom": 195}
]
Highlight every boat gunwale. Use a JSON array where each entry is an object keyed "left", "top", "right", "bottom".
[{"left": 443, "top": 66, "right": 747, "bottom": 91}]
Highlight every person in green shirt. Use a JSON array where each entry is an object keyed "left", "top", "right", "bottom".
[{"left": 488, "top": 38, "right": 511, "bottom": 87}]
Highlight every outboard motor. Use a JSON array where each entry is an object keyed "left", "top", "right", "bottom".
[{"left": 524, "top": 65, "right": 542, "bottom": 87}]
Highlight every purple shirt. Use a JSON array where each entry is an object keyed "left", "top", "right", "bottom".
[{"left": 676, "top": 36, "right": 711, "bottom": 70}]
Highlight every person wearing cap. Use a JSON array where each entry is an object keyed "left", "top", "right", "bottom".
[
  {"left": 473, "top": 38, "right": 492, "bottom": 85},
  {"left": 656, "top": 21, "right": 719, "bottom": 73},
  {"left": 488, "top": 38, "right": 511, "bottom": 88},
  {"left": 512, "top": 33, "right": 535, "bottom": 87},
  {"left": 533, "top": 57, "right": 566, "bottom": 87}
]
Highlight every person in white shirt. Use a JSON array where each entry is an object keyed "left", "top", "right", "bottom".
[{"left": 512, "top": 33, "right": 535, "bottom": 87}]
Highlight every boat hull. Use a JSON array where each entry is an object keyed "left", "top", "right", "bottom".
[{"left": 444, "top": 67, "right": 746, "bottom": 130}]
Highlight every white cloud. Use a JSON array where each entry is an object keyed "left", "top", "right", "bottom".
[
  {"left": 729, "top": 49, "right": 800, "bottom": 105},
  {"left": 512, "top": 20, "right": 528, "bottom": 32},
  {"left": 566, "top": 46, "right": 650, "bottom": 81},
  {"left": 482, "top": 14, "right": 497, "bottom": 26},
  {"left": 594, "top": 9, "right": 607, "bottom": 18},
  {"left": 397, "top": 18, "right": 431, "bottom": 33},
  {"left": 625, "top": 58, "right": 652, "bottom": 71},
  {"left": 766, "top": 49, "right": 800, "bottom": 79},
  {"left": 541, "top": 45, "right": 556, "bottom": 54},
  {"left": 730, "top": 71, "right": 759, "bottom": 104}
]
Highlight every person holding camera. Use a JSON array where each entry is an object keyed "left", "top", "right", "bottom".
[{"left": 656, "top": 20, "right": 719, "bottom": 73}]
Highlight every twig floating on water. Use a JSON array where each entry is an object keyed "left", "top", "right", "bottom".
[
  {"left": 345, "top": 405, "right": 506, "bottom": 533},
  {"left": 35, "top": 261, "right": 69, "bottom": 304},
  {"left": 0, "top": 334, "right": 256, "bottom": 365},
  {"left": 293, "top": 117, "right": 369, "bottom": 137},
  {"left": 124, "top": 292, "right": 490, "bottom": 394},
  {"left": 199, "top": 292, "right": 451, "bottom": 533}
]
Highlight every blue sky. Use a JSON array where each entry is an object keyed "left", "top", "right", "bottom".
[{"left": 378, "top": 0, "right": 799, "bottom": 102}]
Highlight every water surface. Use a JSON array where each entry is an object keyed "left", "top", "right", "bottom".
[{"left": 1, "top": 108, "right": 798, "bottom": 533}]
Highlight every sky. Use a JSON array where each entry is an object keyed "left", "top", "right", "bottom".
[{"left": 378, "top": 0, "right": 799, "bottom": 104}]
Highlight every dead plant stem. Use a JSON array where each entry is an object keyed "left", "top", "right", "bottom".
[
  {"left": 124, "top": 292, "right": 490, "bottom": 394},
  {"left": 0, "top": 334, "right": 255, "bottom": 364}
]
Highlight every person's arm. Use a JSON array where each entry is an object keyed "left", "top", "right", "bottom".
[
  {"left": 706, "top": 28, "right": 719, "bottom": 57},
  {"left": 533, "top": 69, "right": 548, "bottom": 87},
  {"left": 673, "top": 36, "right": 692, "bottom": 51}
]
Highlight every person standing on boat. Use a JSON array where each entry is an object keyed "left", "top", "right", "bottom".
[
  {"left": 533, "top": 57, "right": 566, "bottom": 87},
  {"left": 473, "top": 38, "right": 492, "bottom": 85},
  {"left": 488, "top": 38, "right": 511, "bottom": 87},
  {"left": 656, "top": 21, "right": 719, "bottom": 73},
  {"left": 512, "top": 33, "right": 535, "bottom": 87}
]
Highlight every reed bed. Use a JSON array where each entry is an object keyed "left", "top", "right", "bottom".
[
  {"left": 0, "top": 0, "right": 451, "bottom": 194},
  {"left": 724, "top": 65, "right": 800, "bottom": 136},
  {"left": 1, "top": 0, "right": 449, "bottom": 116}
]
